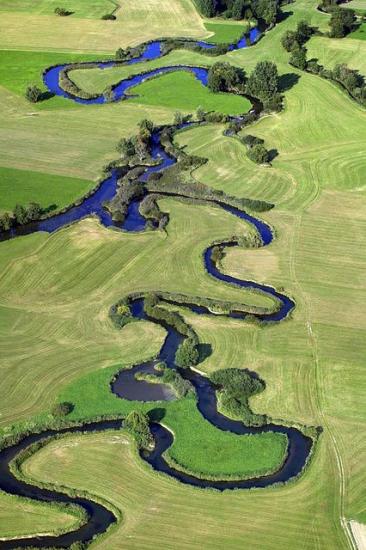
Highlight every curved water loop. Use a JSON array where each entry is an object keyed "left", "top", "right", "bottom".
[{"left": 0, "top": 23, "right": 315, "bottom": 549}]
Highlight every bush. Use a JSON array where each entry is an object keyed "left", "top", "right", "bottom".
[
  {"left": 241, "top": 134, "right": 264, "bottom": 147},
  {"left": 247, "top": 144, "right": 270, "bottom": 164},
  {"left": 101, "top": 13, "right": 116, "bottom": 20},
  {"left": 0, "top": 213, "right": 12, "bottom": 232},
  {"left": 124, "top": 410, "right": 152, "bottom": 449},
  {"left": 210, "top": 368, "right": 267, "bottom": 426},
  {"left": 281, "top": 30, "right": 299, "bottom": 52},
  {"left": 289, "top": 46, "right": 307, "bottom": 70},
  {"left": 116, "top": 137, "right": 136, "bottom": 158},
  {"left": 51, "top": 402, "right": 73, "bottom": 417},
  {"left": 54, "top": 7, "right": 71, "bottom": 16},
  {"left": 175, "top": 338, "right": 199, "bottom": 368},
  {"left": 115, "top": 47, "right": 127, "bottom": 60},
  {"left": 25, "top": 85, "right": 43, "bottom": 103},
  {"left": 103, "top": 86, "right": 115, "bottom": 103}
]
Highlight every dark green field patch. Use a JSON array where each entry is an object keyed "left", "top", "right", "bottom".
[{"left": 0, "top": 166, "right": 93, "bottom": 212}]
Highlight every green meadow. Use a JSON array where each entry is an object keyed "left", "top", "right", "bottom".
[
  {"left": 0, "top": 166, "right": 93, "bottom": 213},
  {"left": 0, "top": 0, "right": 365, "bottom": 547}
]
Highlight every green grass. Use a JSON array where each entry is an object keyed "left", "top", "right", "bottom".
[
  {"left": 204, "top": 21, "right": 248, "bottom": 44},
  {"left": 0, "top": 0, "right": 119, "bottom": 19},
  {"left": 349, "top": 22, "right": 366, "bottom": 40},
  {"left": 59, "top": 364, "right": 287, "bottom": 479},
  {"left": 0, "top": 166, "right": 94, "bottom": 213}
]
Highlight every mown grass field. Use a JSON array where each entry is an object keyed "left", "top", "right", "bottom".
[
  {"left": 21, "top": 430, "right": 348, "bottom": 549},
  {"left": 0, "top": 491, "right": 80, "bottom": 540},
  {"left": 0, "top": 0, "right": 208, "bottom": 53},
  {"left": 0, "top": 166, "right": 93, "bottom": 213},
  {"left": 0, "top": 0, "right": 119, "bottom": 19},
  {"left": 0, "top": 0, "right": 365, "bottom": 547}
]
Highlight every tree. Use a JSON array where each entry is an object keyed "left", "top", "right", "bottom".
[
  {"left": 138, "top": 119, "right": 154, "bottom": 133},
  {"left": 296, "top": 20, "right": 312, "bottom": 44},
  {"left": 13, "top": 204, "right": 28, "bottom": 225},
  {"left": 246, "top": 61, "right": 279, "bottom": 100},
  {"left": 289, "top": 46, "right": 307, "bottom": 70},
  {"left": 116, "top": 137, "right": 136, "bottom": 158},
  {"left": 232, "top": 0, "right": 245, "bottom": 19},
  {"left": 195, "top": 0, "right": 217, "bottom": 17},
  {"left": 281, "top": 30, "right": 299, "bottom": 52},
  {"left": 207, "top": 62, "right": 244, "bottom": 93},
  {"left": 26, "top": 202, "right": 42, "bottom": 221},
  {"left": 247, "top": 144, "right": 270, "bottom": 164},
  {"left": 333, "top": 64, "right": 363, "bottom": 92},
  {"left": 103, "top": 86, "right": 115, "bottom": 103},
  {"left": 25, "top": 85, "right": 43, "bottom": 103},
  {"left": 138, "top": 119, "right": 154, "bottom": 142},
  {"left": 124, "top": 410, "right": 152, "bottom": 449},
  {"left": 174, "top": 111, "right": 184, "bottom": 125},
  {"left": 115, "top": 48, "right": 126, "bottom": 60},
  {"left": 0, "top": 213, "right": 12, "bottom": 232},
  {"left": 196, "top": 105, "right": 205, "bottom": 120},
  {"left": 51, "top": 401, "right": 73, "bottom": 417},
  {"left": 175, "top": 338, "right": 199, "bottom": 368},
  {"left": 329, "top": 7, "right": 356, "bottom": 37},
  {"left": 253, "top": 0, "right": 279, "bottom": 26}
]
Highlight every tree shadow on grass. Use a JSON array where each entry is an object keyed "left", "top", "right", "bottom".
[
  {"left": 198, "top": 343, "right": 212, "bottom": 364},
  {"left": 148, "top": 407, "right": 166, "bottom": 422},
  {"left": 278, "top": 73, "right": 300, "bottom": 93},
  {"left": 40, "top": 91, "right": 55, "bottom": 101},
  {"left": 268, "top": 149, "right": 279, "bottom": 162}
]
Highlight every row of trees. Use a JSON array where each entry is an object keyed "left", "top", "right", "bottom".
[
  {"left": 282, "top": 25, "right": 366, "bottom": 107},
  {"left": 194, "top": 0, "right": 281, "bottom": 25},
  {"left": 0, "top": 202, "right": 42, "bottom": 232}
]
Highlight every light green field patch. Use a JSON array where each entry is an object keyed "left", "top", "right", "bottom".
[{"left": 0, "top": 166, "right": 94, "bottom": 213}]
